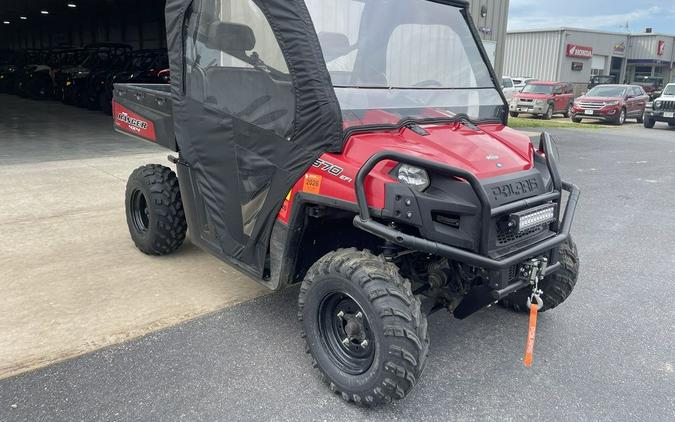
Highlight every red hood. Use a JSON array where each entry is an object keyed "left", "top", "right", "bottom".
[
  {"left": 340, "top": 123, "right": 533, "bottom": 180},
  {"left": 577, "top": 96, "right": 622, "bottom": 102},
  {"left": 514, "top": 93, "right": 552, "bottom": 100}
]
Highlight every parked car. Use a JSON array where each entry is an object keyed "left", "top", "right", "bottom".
[
  {"left": 501, "top": 76, "right": 517, "bottom": 101},
  {"left": 644, "top": 83, "right": 675, "bottom": 128},
  {"left": 633, "top": 76, "right": 664, "bottom": 100},
  {"left": 509, "top": 81, "right": 574, "bottom": 119},
  {"left": 513, "top": 77, "right": 537, "bottom": 91},
  {"left": 58, "top": 43, "right": 132, "bottom": 106},
  {"left": 99, "top": 49, "right": 168, "bottom": 114},
  {"left": 570, "top": 84, "right": 648, "bottom": 125},
  {"left": 588, "top": 75, "right": 616, "bottom": 90}
]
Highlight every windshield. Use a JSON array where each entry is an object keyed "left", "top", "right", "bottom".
[
  {"left": 521, "top": 84, "right": 553, "bottom": 94},
  {"left": 304, "top": 0, "right": 504, "bottom": 128},
  {"left": 663, "top": 85, "right": 675, "bottom": 96},
  {"left": 586, "top": 86, "right": 626, "bottom": 97}
]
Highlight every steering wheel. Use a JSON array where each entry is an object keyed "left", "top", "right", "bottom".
[{"left": 393, "top": 79, "right": 444, "bottom": 107}]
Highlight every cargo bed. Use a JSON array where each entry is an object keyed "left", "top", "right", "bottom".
[{"left": 112, "top": 83, "right": 177, "bottom": 151}]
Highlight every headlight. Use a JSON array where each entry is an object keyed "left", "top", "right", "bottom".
[
  {"left": 654, "top": 100, "right": 662, "bottom": 109},
  {"left": 604, "top": 100, "right": 620, "bottom": 106},
  {"left": 397, "top": 165, "right": 430, "bottom": 192},
  {"left": 535, "top": 99, "right": 545, "bottom": 106}
]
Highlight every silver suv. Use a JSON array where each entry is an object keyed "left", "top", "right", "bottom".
[{"left": 644, "top": 83, "right": 675, "bottom": 128}]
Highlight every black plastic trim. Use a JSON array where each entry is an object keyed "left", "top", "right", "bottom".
[{"left": 352, "top": 147, "right": 580, "bottom": 271}]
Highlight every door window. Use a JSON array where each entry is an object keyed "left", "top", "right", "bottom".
[{"left": 184, "top": 0, "right": 295, "bottom": 139}]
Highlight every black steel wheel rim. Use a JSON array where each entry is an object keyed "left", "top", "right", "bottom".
[
  {"left": 318, "top": 291, "right": 375, "bottom": 375},
  {"left": 130, "top": 189, "right": 150, "bottom": 233}
]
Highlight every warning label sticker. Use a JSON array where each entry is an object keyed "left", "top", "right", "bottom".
[{"left": 303, "top": 174, "right": 322, "bottom": 194}]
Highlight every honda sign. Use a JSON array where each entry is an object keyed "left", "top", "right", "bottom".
[
  {"left": 657, "top": 40, "right": 666, "bottom": 56},
  {"left": 566, "top": 44, "right": 593, "bottom": 59}
]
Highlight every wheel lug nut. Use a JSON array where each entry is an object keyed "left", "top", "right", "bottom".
[
  {"left": 360, "top": 339, "right": 368, "bottom": 348},
  {"left": 341, "top": 337, "right": 350, "bottom": 346},
  {"left": 336, "top": 310, "right": 344, "bottom": 319},
  {"left": 355, "top": 311, "right": 363, "bottom": 319}
]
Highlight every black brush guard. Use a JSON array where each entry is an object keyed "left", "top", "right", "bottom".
[{"left": 352, "top": 132, "right": 580, "bottom": 308}]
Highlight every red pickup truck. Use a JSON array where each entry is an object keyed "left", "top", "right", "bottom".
[{"left": 509, "top": 81, "right": 575, "bottom": 120}]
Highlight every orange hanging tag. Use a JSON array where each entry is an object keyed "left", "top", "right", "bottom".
[{"left": 523, "top": 302, "right": 538, "bottom": 367}]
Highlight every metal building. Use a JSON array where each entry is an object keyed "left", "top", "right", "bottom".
[
  {"left": 504, "top": 27, "right": 675, "bottom": 92},
  {"left": 468, "top": 0, "right": 511, "bottom": 78}
]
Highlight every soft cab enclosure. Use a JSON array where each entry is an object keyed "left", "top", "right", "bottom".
[{"left": 113, "top": 0, "right": 506, "bottom": 280}]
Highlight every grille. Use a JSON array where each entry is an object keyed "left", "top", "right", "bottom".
[
  {"left": 507, "top": 265, "right": 518, "bottom": 281},
  {"left": 519, "top": 99, "right": 534, "bottom": 103},
  {"left": 655, "top": 100, "right": 675, "bottom": 111},
  {"left": 578, "top": 102, "right": 605, "bottom": 109},
  {"left": 497, "top": 224, "right": 545, "bottom": 246}
]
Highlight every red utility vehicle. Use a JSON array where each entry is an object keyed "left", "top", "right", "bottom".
[
  {"left": 113, "top": 0, "right": 580, "bottom": 406},
  {"left": 509, "top": 81, "right": 575, "bottom": 119},
  {"left": 571, "top": 84, "right": 648, "bottom": 125}
]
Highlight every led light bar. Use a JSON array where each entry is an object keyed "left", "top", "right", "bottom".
[{"left": 510, "top": 204, "right": 556, "bottom": 233}]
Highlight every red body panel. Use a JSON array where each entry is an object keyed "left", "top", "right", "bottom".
[
  {"left": 113, "top": 101, "right": 157, "bottom": 142},
  {"left": 278, "top": 123, "right": 534, "bottom": 224}
]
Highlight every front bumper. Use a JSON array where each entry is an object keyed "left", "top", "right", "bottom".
[
  {"left": 645, "top": 109, "right": 675, "bottom": 122},
  {"left": 510, "top": 101, "right": 548, "bottom": 114},
  {"left": 352, "top": 133, "right": 579, "bottom": 302},
  {"left": 571, "top": 105, "right": 621, "bottom": 121}
]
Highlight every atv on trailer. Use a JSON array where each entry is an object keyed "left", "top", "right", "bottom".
[{"left": 113, "top": 0, "right": 580, "bottom": 406}]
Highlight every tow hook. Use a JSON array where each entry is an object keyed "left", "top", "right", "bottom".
[{"left": 521, "top": 257, "right": 547, "bottom": 309}]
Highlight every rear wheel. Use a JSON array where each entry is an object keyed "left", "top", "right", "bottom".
[
  {"left": 643, "top": 116, "right": 656, "bottom": 128},
  {"left": 499, "top": 238, "right": 579, "bottom": 313},
  {"left": 99, "top": 90, "right": 112, "bottom": 115},
  {"left": 636, "top": 111, "right": 644, "bottom": 123},
  {"left": 510, "top": 111, "right": 519, "bottom": 118},
  {"left": 125, "top": 164, "right": 187, "bottom": 255},
  {"left": 298, "top": 249, "right": 428, "bottom": 407},
  {"left": 562, "top": 103, "right": 572, "bottom": 118}
]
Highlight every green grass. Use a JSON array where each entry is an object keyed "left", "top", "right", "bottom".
[{"left": 508, "top": 117, "right": 606, "bottom": 129}]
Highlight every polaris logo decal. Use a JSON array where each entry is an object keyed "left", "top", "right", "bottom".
[
  {"left": 117, "top": 112, "right": 148, "bottom": 131},
  {"left": 490, "top": 178, "right": 539, "bottom": 202}
]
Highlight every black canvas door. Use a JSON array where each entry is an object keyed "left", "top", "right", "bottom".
[{"left": 165, "top": 0, "right": 343, "bottom": 277}]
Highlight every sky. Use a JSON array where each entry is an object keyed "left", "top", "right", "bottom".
[{"left": 508, "top": 0, "right": 675, "bottom": 34}]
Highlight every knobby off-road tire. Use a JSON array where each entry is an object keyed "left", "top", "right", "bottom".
[
  {"left": 125, "top": 164, "right": 187, "bottom": 255},
  {"left": 499, "top": 237, "right": 579, "bottom": 313},
  {"left": 298, "top": 249, "right": 429, "bottom": 407}
]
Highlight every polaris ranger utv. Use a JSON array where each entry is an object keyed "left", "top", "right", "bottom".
[{"left": 113, "top": 0, "right": 580, "bottom": 406}]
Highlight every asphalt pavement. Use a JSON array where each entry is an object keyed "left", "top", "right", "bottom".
[{"left": 1, "top": 124, "right": 674, "bottom": 421}]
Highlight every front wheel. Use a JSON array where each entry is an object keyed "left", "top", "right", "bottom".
[
  {"left": 542, "top": 105, "right": 553, "bottom": 120},
  {"left": 615, "top": 108, "right": 626, "bottom": 125},
  {"left": 125, "top": 164, "right": 187, "bottom": 255},
  {"left": 571, "top": 116, "right": 583, "bottom": 123},
  {"left": 562, "top": 103, "right": 572, "bottom": 118},
  {"left": 668, "top": 121, "right": 675, "bottom": 127},
  {"left": 510, "top": 111, "right": 519, "bottom": 118},
  {"left": 298, "top": 249, "right": 428, "bottom": 407},
  {"left": 499, "top": 237, "right": 579, "bottom": 313},
  {"left": 643, "top": 116, "right": 656, "bottom": 128}
]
